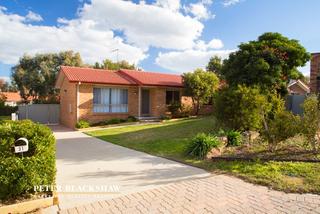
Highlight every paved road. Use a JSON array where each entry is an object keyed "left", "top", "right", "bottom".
[
  {"left": 60, "top": 174, "right": 320, "bottom": 214},
  {"left": 53, "top": 126, "right": 210, "bottom": 210}
]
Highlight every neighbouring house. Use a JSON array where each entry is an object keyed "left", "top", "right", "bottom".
[
  {"left": 287, "top": 79, "right": 310, "bottom": 95},
  {"left": 0, "top": 92, "right": 23, "bottom": 106},
  {"left": 310, "top": 52, "right": 320, "bottom": 93},
  {"left": 55, "top": 66, "right": 193, "bottom": 128}
]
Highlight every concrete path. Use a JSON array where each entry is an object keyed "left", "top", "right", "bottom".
[
  {"left": 53, "top": 126, "right": 210, "bottom": 210},
  {"left": 60, "top": 174, "right": 320, "bottom": 214}
]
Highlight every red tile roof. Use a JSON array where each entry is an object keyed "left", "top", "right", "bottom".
[
  {"left": 1, "top": 92, "right": 22, "bottom": 102},
  {"left": 119, "top": 69, "right": 183, "bottom": 87},
  {"left": 58, "top": 66, "right": 183, "bottom": 87},
  {"left": 60, "top": 66, "right": 137, "bottom": 86}
]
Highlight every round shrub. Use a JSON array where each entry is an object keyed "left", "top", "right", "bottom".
[
  {"left": 187, "top": 133, "right": 221, "bottom": 159},
  {"left": 106, "top": 118, "right": 121, "bottom": 125},
  {"left": 0, "top": 120, "right": 56, "bottom": 200},
  {"left": 75, "top": 120, "right": 90, "bottom": 129},
  {"left": 127, "top": 116, "right": 138, "bottom": 122},
  {"left": 226, "top": 130, "right": 242, "bottom": 146}
]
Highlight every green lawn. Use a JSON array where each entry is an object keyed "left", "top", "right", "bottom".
[{"left": 87, "top": 117, "right": 320, "bottom": 194}]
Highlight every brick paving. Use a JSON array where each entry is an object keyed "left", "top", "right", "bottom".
[{"left": 59, "top": 174, "right": 320, "bottom": 214}]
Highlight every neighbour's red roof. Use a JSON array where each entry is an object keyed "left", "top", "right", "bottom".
[
  {"left": 1, "top": 92, "right": 22, "bottom": 102},
  {"left": 119, "top": 69, "right": 183, "bottom": 87},
  {"left": 60, "top": 66, "right": 137, "bottom": 86},
  {"left": 57, "top": 66, "right": 183, "bottom": 88}
]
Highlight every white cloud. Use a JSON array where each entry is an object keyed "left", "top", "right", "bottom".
[
  {"left": 80, "top": 0, "right": 204, "bottom": 50},
  {"left": 184, "top": 0, "right": 214, "bottom": 20},
  {"left": 0, "top": 7, "right": 146, "bottom": 64},
  {"left": 194, "top": 39, "right": 224, "bottom": 50},
  {"left": 25, "top": 11, "right": 43, "bottom": 22},
  {"left": 155, "top": 0, "right": 181, "bottom": 12},
  {"left": 222, "top": 0, "right": 241, "bottom": 7},
  {"left": 156, "top": 49, "right": 235, "bottom": 72}
]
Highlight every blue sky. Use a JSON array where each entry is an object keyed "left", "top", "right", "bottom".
[{"left": 0, "top": 0, "right": 319, "bottom": 82}]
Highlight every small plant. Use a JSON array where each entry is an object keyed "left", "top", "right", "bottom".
[
  {"left": 127, "top": 115, "right": 138, "bottom": 122},
  {"left": 76, "top": 120, "right": 90, "bottom": 129},
  {"left": 168, "top": 102, "right": 182, "bottom": 118},
  {"left": 160, "top": 115, "right": 171, "bottom": 121},
  {"left": 187, "top": 133, "right": 221, "bottom": 159},
  {"left": 106, "top": 118, "right": 121, "bottom": 125},
  {"left": 119, "top": 118, "right": 127, "bottom": 123},
  {"left": 90, "top": 121, "right": 106, "bottom": 126},
  {"left": 301, "top": 95, "right": 320, "bottom": 151},
  {"left": 226, "top": 130, "right": 242, "bottom": 147},
  {"left": 261, "top": 111, "right": 301, "bottom": 152}
]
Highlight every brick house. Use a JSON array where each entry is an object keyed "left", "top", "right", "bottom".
[
  {"left": 310, "top": 53, "right": 320, "bottom": 93},
  {"left": 55, "top": 66, "right": 188, "bottom": 128},
  {"left": 287, "top": 79, "right": 310, "bottom": 95}
]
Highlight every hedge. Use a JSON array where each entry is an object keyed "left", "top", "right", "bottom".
[
  {"left": 0, "top": 120, "right": 56, "bottom": 200},
  {"left": 0, "top": 105, "right": 17, "bottom": 116}
]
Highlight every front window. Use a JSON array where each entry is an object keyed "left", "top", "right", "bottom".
[
  {"left": 166, "top": 90, "right": 180, "bottom": 105},
  {"left": 93, "top": 88, "right": 128, "bottom": 113}
]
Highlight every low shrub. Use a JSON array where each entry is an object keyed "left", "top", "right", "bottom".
[
  {"left": 119, "top": 118, "right": 127, "bottom": 123},
  {"left": 261, "top": 111, "right": 301, "bottom": 151},
  {"left": 226, "top": 130, "right": 242, "bottom": 147},
  {"left": 0, "top": 120, "right": 56, "bottom": 200},
  {"left": 301, "top": 95, "right": 320, "bottom": 151},
  {"left": 127, "top": 116, "right": 138, "bottom": 122},
  {"left": 160, "top": 115, "right": 171, "bottom": 121},
  {"left": 90, "top": 121, "right": 106, "bottom": 127},
  {"left": 187, "top": 133, "right": 221, "bottom": 159},
  {"left": 106, "top": 118, "right": 121, "bottom": 125},
  {"left": 75, "top": 120, "right": 90, "bottom": 129},
  {"left": 0, "top": 105, "right": 18, "bottom": 116},
  {"left": 168, "top": 102, "right": 181, "bottom": 118}
]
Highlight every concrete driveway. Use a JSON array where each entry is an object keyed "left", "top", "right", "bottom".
[{"left": 53, "top": 126, "right": 210, "bottom": 210}]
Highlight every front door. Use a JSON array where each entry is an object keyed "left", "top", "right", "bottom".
[{"left": 141, "top": 89, "right": 150, "bottom": 115}]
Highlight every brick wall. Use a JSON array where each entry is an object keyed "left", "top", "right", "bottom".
[
  {"left": 149, "top": 87, "right": 167, "bottom": 117},
  {"left": 310, "top": 53, "right": 320, "bottom": 93},
  {"left": 59, "top": 77, "right": 77, "bottom": 128}
]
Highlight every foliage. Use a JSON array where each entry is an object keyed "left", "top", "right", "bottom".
[
  {"left": 226, "top": 130, "right": 242, "bottom": 147},
  {"left": 93, "top": 59, "right": 136, "bottom": 70},
  {"left": 76, "top": 120, "right": 90, "bottom": 129},
  {"left": 187, "top": 133, "right": 221, "bottom": 159},
  {"left": 206, "top": 56, "right": 223, "bottom": 75},
  {"left": 182, "top": 69, "right": 219, "bottom": 115},
  {"left": 0, "top": 79, "right": 17, "bottom": 92},
  {"left": 261, "top": 111, "right": 301, "bottom": 151},
  {"left": 168, "top": 102, "right": 182, "bottom": 118},
  {"left": 301, "top": 95, "right": 320, "bottom": 151},
  {"left": 0, "top": 120, "right": 56, "bottom": 200},
  {"left": 106, "top": 118, "right": 122, "bottom": 125},
  {"left": 160, "top": 115, "right": 171, "bottom": 120},
  {"left": 221, "top": 32, "right": 310, "bottom": 95},
  {"left": 0, "top": 94, "right": 18, "bottom": 116},
  {"left": 127, "top": 115, "right": 138, "bottom": 122},
  {"left": 12, "top": 51, "right": 83, "bottom": 102},
  {"left": 214, "top": 85, "right": 270, "bottom": 131}
]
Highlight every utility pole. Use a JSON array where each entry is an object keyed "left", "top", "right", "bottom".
[{"left": 111, "top": 49, "right": 119, "bottom": 69}]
